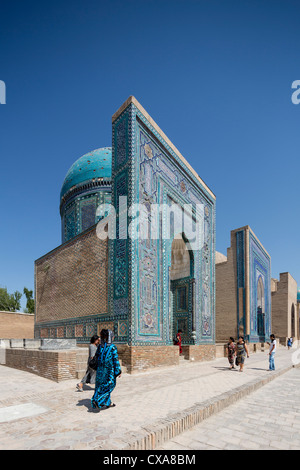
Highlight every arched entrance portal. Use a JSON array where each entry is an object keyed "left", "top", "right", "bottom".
[
  {"left": 257, "top": 276, "right": 265, "bottom": 339},
  {"left": 170, "top": 234, "right": 195, "bottom": 347}
]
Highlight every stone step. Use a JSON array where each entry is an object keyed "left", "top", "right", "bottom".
[{"left": 179, "top": 355, "right": 189, "bottom": 362}]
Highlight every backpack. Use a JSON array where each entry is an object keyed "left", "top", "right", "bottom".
[{"left": 173, "top": 336, "right": 179, "bottom": 345}]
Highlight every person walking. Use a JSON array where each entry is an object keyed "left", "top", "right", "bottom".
[
  {"left": 91, "top": 329, "right": 122, "bottom": 411},
  {"left": 287, "top": 337, "right": 293, "bottom": 350},
  {"left": 226, "top": 337, "right": 236, "bottom": 369},
  {"left": 76, "top": 335, "right": 100, "bottom": 392},
  {"left": 267, "top": 334, "right": 277, "bottom": 371},
  {"left": 176, "top": 329, "right": 183, "bottom": 356},
  {"left": 235, "top": 336, "right": 249, "bottom": 372}
]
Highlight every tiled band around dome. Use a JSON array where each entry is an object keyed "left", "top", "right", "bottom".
[{"left": 60, "top": 147, "right": 112, "bottom": 243}]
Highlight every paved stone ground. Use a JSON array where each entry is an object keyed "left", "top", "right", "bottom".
[
  {"left": 0, "top": 348, "right": 297, "bottom": 450},
  {"left": 158, "top": 367, "right": 300, "bottom": 450}
]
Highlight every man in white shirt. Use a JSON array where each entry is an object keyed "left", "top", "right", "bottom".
[{"left": 267, "top": 334, "right": 276, "bottom": 371}]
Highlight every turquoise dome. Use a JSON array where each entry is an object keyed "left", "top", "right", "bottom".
[
  {"left": 60, "top": 147, "right": 112, "bottom": 201},
  {"left": 297, "top": 289, "right": 300, "bottom": 303}
]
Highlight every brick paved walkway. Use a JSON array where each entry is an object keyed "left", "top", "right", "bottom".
[
  {"left": 0, "top": 348, "right": 297, "bottom": 450},
  {"left": 158, "top": 367, "right": 300, "bottom": 450}
]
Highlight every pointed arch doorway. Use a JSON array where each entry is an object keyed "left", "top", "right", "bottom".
[
  {"left": 257, "top": 276, "right": 266, "bottom": 340},
  {"left": 170, "top": 233, "right": 195, "bottom": 348},
  {"left": 291, "top": 303, "right": 295, "bottom": 338}
]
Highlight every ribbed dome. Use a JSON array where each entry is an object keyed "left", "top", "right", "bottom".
[{"left": 60, "top": 147, "right": 112, "bottom": 201}]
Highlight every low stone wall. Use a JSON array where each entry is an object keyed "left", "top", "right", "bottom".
[
  {"left": 5, "top": 348, "right": 77, "bottom": 382},
  {"left": 0, "top": 338, "right": 79, "bottom": 382}
]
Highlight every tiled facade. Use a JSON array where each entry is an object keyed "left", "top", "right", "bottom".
[{"left": 110, "top": 97, "right": 216, "bottom": 362}]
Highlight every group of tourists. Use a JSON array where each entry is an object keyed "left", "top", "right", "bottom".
[{"left": 226, "top": 334, "right": 277, "bottom": 372}]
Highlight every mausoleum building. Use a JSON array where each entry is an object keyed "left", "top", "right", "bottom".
[
  {"left": 35, "top": 96, "right": 217, "bottom": 372},
  {"left": 215, "top": 226, "right": 272, "bottom": 347},
  {"left": 271, "top": 273, "right": 300, "bottom": 344}
]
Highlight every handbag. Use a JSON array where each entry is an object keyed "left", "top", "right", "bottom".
[
  {"left": 88, "top": 355, "right": 98, "bottom": 370},
  {"left": 89, "top": 343, "right": 112, "bottom": 370}
]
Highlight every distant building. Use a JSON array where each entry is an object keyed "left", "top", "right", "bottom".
[
  {"left": 216, "top": 226, "right": 271, "bottom": 346},
  {"left": 271, "top": 273, "right": 300, "bottom": 344}
]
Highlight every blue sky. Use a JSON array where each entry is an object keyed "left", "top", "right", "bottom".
[{"left": 0, "top": 0, "right": 299, "bottom": 310}]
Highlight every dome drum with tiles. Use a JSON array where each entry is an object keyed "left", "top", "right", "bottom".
[{"left": 60, "top": 147, "right": 112, "bottom": 243}]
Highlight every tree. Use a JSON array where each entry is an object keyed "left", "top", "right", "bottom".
[
  {"left": 0, "top": 287, "right": 22, "bottom": 312},
  {"left": 23, "top": 287, "right": 34, "bottom": 314}
]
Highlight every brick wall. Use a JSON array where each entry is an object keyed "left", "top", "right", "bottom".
[
  {"left": 215, "top": 246, "right": 238, "bottom": 342},
  {"left": 272, "top": 272, "right": 299, "bottom": 342},
  {"left": 5, "top": 348, "right": 77, "bottom": 382},
  {"left": 116, "top": 345, "right": 180, "bottom": 373},
  {"left": 182, "top": 344, "right": 216, "bottom": 362},
  {"left": 35, "top": 225, "right": 108, "bottom": 325},
  {"left": 0, "top": 311, "right": 34, "bottom": 339},
  {"left": 116, "top": 344, "right": 216, "bottom": 373}
]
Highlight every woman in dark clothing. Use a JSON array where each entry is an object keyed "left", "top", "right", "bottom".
[
  {"left": 76, "top": 335, "right": 100, "bottom": 392},
  {"left": 91, "top": 329, "right": 122, "bottom": 410}
]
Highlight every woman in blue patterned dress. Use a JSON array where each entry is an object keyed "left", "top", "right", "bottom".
[{"left": 91, "top": 329, "right": 122, "bottom": 410}]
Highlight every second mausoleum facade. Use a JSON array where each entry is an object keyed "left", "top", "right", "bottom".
[{"left": 216, "top": 226, "right": 272, "bottom": 345}]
